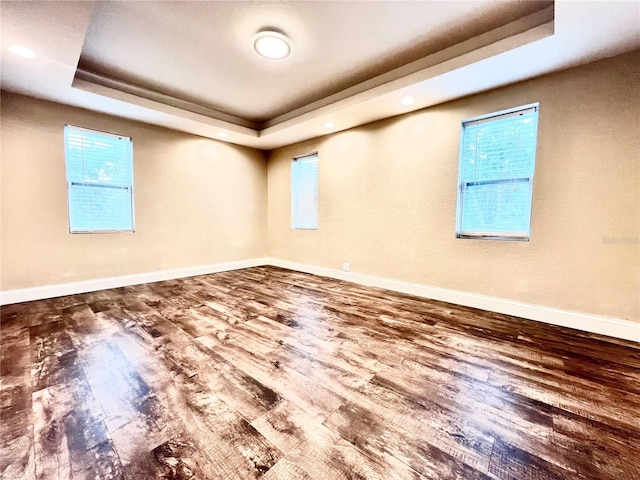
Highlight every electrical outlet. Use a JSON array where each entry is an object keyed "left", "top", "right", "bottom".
[{"left": 342, "top": 261, "right": 350, "bottom": 272}]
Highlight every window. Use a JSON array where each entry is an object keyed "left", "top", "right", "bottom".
[
  {"left": 64, "top": 125, "right": 135, "bottom": 233},
  {"left": 456, "top": 104, "right": 539, "bottom": 241},
  {"left": 291, "top": 153, "right": 318, "bottom": 229}
]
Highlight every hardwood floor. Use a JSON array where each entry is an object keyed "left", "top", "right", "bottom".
[{"left": 1, "top": 265, "right": 639, "bottom": 479}]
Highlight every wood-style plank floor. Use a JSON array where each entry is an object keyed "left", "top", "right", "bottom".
[{"left": 1, "top": 266, "right": 639, "bottom": 479}]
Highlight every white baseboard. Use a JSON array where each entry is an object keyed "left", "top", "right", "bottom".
[
  {"left": 2, "top": 256, "right": 638, "bottom": 343},
  {"left": 0, "top": 258, "right": 268, "bottom": 306},
  {"left": 266, "top": 258, "right": 640, "bottom": 343}
]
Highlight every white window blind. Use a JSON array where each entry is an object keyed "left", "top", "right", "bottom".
[
  {"left": 64, "top": 125, "right": 135, "bottom": 233},
  {"left": 456, "top": 104, "right": 539, "bottom": 240},
  {"left": 291, "top": 153, "right": 318, "bottom": 229}
]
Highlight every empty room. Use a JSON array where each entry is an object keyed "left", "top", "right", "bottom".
[{"left": 1, "top": 1, "right": 639, "bottom": 479}]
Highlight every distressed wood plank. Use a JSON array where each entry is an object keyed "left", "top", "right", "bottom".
[{"left": 32, "top": 378, "right": 124, "bottom": 479}]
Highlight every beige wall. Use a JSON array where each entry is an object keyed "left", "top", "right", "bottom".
[
  {"left": 0, "top": 93, "right": 267, "bottom": 290},
  {"left": 2, "top": 52, "right": 638, "bottom": 323},
  {"left": 267, "top": 51, "right": 640, "bottom": 323}
]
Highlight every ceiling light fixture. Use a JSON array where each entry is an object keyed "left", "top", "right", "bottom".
[
  {"left": 323, "top": 122, "right": 335, "bottom": 130},
  {"left": 8, "top": 44, "right": 36, "bottom": 59},
  {"left": 252, "top": 30, "right": 293, "bottom": 61},
  {"left": 400, "top": 95, "right": 415, "bottom": 106}
]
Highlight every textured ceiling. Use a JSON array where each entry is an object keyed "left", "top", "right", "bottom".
[
  {"left": 1, "top": 1, "right": 639, "bottom": 149},
  {"left": 78, "top": 1, "right": 551, "bottom": 125}
]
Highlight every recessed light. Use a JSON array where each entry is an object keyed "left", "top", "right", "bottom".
[
  {"left": 400, "top": 95, "right": 415, "bottom": 106},
  {"left": 8, "top": 44, "right": 36, "bottom": 59},
  {"left": 323, "top": 122, "right": 335, "bottom": 130},
  {"left": 218, "top": 132, "right": 228, "bottom": 139},
  {"left": 252, "top": 31, "right": 293, "bottom": 61}
]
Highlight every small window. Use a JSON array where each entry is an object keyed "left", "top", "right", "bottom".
[
  {"left": 456, "top": 104, "right": 539, "bottom": 241},
  {"left": 64, "top": 125, "right": 135, "bottom": 233},
  {"left": 291, "top": 153, "right": 318, "bottom": 229}
]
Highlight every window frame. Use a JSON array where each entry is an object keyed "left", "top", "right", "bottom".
[
  {"left": 290, "top": 152, "right": 319, "bottom": 230},
  {"left": 455, "top": 103, "right": 539, "bottom": 242},
  {"left": 64, "top": 124, "right": 135, "bottom": 234}
]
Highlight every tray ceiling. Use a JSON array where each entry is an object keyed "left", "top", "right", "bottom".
[{"left": 1, "top": 1, "right": 639, "bottom": 149}]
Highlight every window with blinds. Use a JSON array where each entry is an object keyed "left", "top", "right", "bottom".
[
  {"left": 456, "top": 104, "right": 539, "bottom": 241},
  {"left": 291, "top": 153, "right": 318, "bottom": 229},
  {"left": 64, "top": 125, "right": 135, "bottom": 233}
]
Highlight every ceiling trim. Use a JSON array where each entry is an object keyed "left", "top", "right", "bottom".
[
  {"left": 71, "top": 74, "right": 259, "bottom": 137},
  {"left": 262, "top": 10, "right": 554, "bottom": 140},
  {"left": 264, "top": 6, "right": 554, "bottom": 129},
  {"left": 73, "top": 69, "right": 260, "bottom": 130}
]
